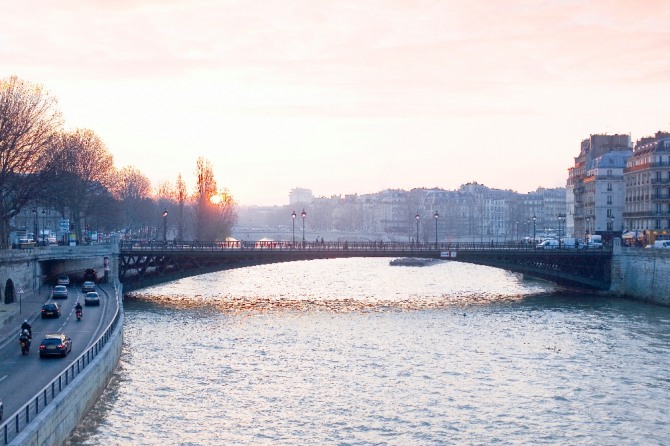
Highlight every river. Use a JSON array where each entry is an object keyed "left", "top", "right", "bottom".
[{"left": 66, "top": 258, "right": 670, "bottom": 445}]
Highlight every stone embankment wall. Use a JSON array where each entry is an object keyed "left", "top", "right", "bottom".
[{"left": 610, "top": 243, "right": 670, "bottom": 306}]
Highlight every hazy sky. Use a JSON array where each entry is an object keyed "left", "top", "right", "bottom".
[{"left": 3, "top": 0, "right": 670, "bottom": 205}]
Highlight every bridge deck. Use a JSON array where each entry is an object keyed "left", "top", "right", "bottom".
[{"left": 119, "top": 241, "right": 613, "bottom": 292}]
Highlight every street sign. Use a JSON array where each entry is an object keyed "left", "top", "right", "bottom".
[{"left": 60, "top": 219, "right": 70, "bottom": 232}]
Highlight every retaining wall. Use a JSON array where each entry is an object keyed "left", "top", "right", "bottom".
[{"left": 610, "top": 245, "right": 670, "bottom": 306}]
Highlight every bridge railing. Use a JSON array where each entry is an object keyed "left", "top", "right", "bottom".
[
  {"left": 1, "top": 285, "right": 122, "bottom": 445},
  {"left": 120, "top": 240, "right": 612, "bottom": 252}
]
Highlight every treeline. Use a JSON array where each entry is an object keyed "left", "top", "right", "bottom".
[{"left": 0, "top": 75, "right": 236, "bottom": 247}]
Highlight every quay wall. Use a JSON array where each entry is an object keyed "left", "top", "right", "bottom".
[
  {"left": 610, "top": 244, "right": 670, "bottom": 306},
  {"left": 10, "top": 288, "right": 123, "bottom": 446}
]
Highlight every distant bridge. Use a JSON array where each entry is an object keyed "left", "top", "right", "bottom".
[{"left": 118, "top": 240, "right": 612, "bottom": 292}]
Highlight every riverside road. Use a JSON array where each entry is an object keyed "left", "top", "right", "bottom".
[{"left": 0, "top": 282, "right": 118, "bottom": 422}]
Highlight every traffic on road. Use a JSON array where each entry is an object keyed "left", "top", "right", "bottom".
[{"left": 0, "top": 277, "right": 118, "bottom": 428}]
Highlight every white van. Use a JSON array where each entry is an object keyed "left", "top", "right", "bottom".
[
  {"left": 652, "top": 240, "right": 670, "bottom": 249},
  {"left": 537, "top": 239, "right": 559, "bottom": 249}
]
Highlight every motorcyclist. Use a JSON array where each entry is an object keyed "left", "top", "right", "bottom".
[
  {"left": 21, "top": 320, "right": 32, "bottom": 338},
  {"left": 75, "top": 302, "right": 83, "bottom": 317},
  {"left": 19, "top": 329, "right": 31, "bottom": 344}
]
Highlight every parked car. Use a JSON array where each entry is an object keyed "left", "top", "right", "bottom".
[
  {"left": 84, "top": 268, "right": 97, "bottom": 282},
  {"left": 41, "top": 303, "right": 61, "bottom": 319},
  {"left": 57, "top": 275, "right": 70, "bottom": 286},
  {"left": 39, "top": 333, "right": 72, "bottom": 358},
  {"left": 82, "top": 281, "right": 96, "bottom": 293},
  {"left": 562, "top": 238, "right": 585, "bottom": 249},
  {"left": 52, "top": 285, "right": 68, "bottom": 299},
  {"left": 536, "top": 239, "right": 559, "bottom": 249},
  {"left": 84, "top": 291, "right": 100, "bottom": 306}
]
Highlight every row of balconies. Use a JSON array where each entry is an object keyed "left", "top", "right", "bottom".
[
  {"left": 624, "top": 211, "right": 670, "bottom": 217},
  {"left": 626, "top": 194, "right": 670, "bottom": 202}
]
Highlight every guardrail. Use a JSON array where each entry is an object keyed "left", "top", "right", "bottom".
[
  {"left": 0, "top": 285, "right": 122, "bottom": 445},
  {"left": 120, "top": 240, "right": 612, "bottom": 252}
]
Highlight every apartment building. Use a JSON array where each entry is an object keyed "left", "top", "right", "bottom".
[{"left": 624, "top": 131, "right": 670, "bottom": 243}]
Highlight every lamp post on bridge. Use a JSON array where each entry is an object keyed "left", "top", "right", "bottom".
[
  {"left": 162, "top": 208, "right": 168, "bottom": 243},
  {"left": 415, "top": 212, "right": 420, "bottom": 246},
  {"left": 434, "top": 211, "right": 439, "bottom": 249},
  {"left": 301, "top": 209, "right": 306, "bottom": 248},
  {"left": 558, "top": 213, "right": 565, "bottom": 248},
  {"left": 586, "top": 216, "right": 591, "bottom": 242},
  {"left": 532, "top": 214, "right": 537, "bottom": 249},
  {"left": 291, "top": 211, "right": 296, "bottom": 247}
]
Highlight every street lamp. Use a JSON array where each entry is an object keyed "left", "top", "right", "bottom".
[
  {"left": 291, "top": 210, "right": 296, "bottom": 246},
  {"left": 515, "top": 221, "right": 519, "bottom": 243},
  {"left": 586, "top": 216, "right": 591, "bottom": 241},
  {"left": 434, "top": 211, "right": 439, "bottom": 249},
  {"left": 32, "top": 208, "right": 38, "bottom": 244},
  {"left": 558, "top": 213, "right": 565, "bottom": 247},
  {"left": 415, "top": 212, "right": 420, "bottom": 245},
  {"left": 42, "top": 209, "right": 46, "bottom": 245},
  {"left": 532, "top": 215, "right": 537, "bottom": 248},
  {"left": 301, "top": 209, "right": 306, "bottom": 247},
  {"left": 162, "top": 208, "right": 168, "bottom": 242}
]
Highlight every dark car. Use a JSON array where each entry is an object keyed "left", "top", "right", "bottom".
[
  {"left": 82, "top": 281, "right": 96, "bottom": 293},
  {"left": 84, "top": 291, "right": 100, "bottom": 306},
  {"left": 52, "top": 285, "right": 68, "bottom": 299},
  {"left": 0, "top": 398, "right": 3, "bottom": 420},
  {"left": 84, "top": 268, "right": 97, "bottom": 282},
  {"left": 41, "top": 303, "right": 61, "bottom": 319},
  {"left": 39, "top": 333, "right": 72, "bottom": 358}
]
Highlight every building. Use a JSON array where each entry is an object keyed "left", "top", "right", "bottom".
[
  {"left": 567, "top": 134, "right": 631, "bottom": 240},
  {"left": 289, "top": 188, "right": 313, "bottom": 206},
  {"left": 623, "top": 131, "right": 670, "bottom": 244},
  {"left": 583, "top": 150, "right": 631, "bottom": 242}
]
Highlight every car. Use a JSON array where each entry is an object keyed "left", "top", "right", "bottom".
[
  {"left": 84, "top": 291, "right": 100, "bottom": 306},
  {"left": 82, "top": 281, "right": 96, "bottom": 293},
  {"left": 52, "top": 285, "right": 68, "bottom": 299},
  {"left": 0, "top": 398, "right": 3, "bottom": 420},
  {"left": 41, "top": 303, "right": 61, "bottom": 318},
  {"left": 39, "top": 333, "right": 72, "bottom": 358},
  {"left": 536, "top": 239, "right": 559, "bottom": 249},
  {"left": 84, "top": 268, "right": 97, "bottom": 282},
  {"left": 57, "top": 274, "right": 70, "bottom": 286}
]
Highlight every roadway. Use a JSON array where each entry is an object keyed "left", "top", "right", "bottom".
[{"left": 0, "top": 281, "right": 118, "bottom": 422}]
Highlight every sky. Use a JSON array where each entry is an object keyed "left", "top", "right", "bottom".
[{"left": 3, "top": 0, "right": 670, "bottom": 206}]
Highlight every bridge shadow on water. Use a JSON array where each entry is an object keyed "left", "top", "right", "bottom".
[{"left": 119, "top": 240, "right": 612, "bottom": 293}]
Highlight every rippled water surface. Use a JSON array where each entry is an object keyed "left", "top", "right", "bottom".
[{"left": 67, "top": 258, "right": 670, "bottom": 445}]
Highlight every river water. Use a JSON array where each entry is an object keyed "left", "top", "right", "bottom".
[{"left": 66, "top": 258, "right": 670, "bottom": 445}]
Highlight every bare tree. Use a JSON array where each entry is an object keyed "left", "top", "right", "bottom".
[
  {"left": 115, "top": 166, "right": 155, "bottom": 238},
  {"left": 194, "top": 157, "right": 237, "bottom": 241},
  {"left": 45, "top": 129, "right": 116, "bottom": 241},
  {"left": 0, "top": 76, "right": 63, "bottom": 247},
  {"left": 175, "top": 174, "right": 188, "bottom": 241}
]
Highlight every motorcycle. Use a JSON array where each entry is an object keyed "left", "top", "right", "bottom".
[
  {"left": 76, "top": 308, "right": 82, "bottom": 321},
  {"left": 19, "top": 330, "right": 31, "bottom": 355}
]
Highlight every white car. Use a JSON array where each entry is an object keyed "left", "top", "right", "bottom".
[{"left": 57, "top": 275, "right": 70, "bottom": 286}]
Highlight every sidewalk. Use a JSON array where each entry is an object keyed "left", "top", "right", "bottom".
[{"left": 0, "top": 285, "right": 50, "bottom": 349}]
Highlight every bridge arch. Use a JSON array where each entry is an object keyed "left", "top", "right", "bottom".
[{"left": 119, "top": 241, "right": 612, "bottom": 293}]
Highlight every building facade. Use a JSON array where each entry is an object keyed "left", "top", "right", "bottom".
[
  {"left": 567, "top": 134, "right": 631, "bottom": 240},
  {"left": 624, "top": 131, "right": 670, "bottom": 244}
]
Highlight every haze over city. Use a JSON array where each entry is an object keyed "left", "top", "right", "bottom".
[{"left": 3, "top": 0, "right": 669, "bottom": 206}]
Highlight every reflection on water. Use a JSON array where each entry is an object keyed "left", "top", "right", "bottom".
[{"left": 67, "top": 259, "right": 670, "bottom": 445}]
